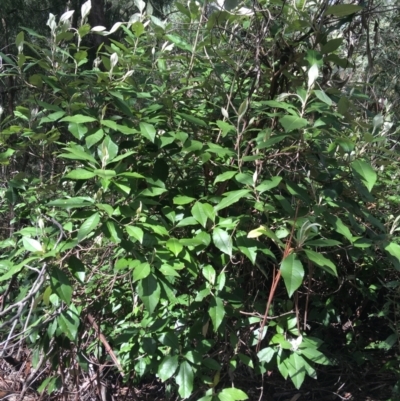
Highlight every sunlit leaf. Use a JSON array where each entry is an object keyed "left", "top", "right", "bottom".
[
  {"left": 304, "top": 250, "right": 337, "bottom": 276},
  {"left": 212, "top": 228, "right": 232, "bottom": 256},
  {"left": 218, "top": 388, "right": 248, "bottom": 401},
  {"left": 279, "top": 115, "right": 308, "bottom": 133},
  {"left": 165, "top": 34, "right": 192, "bottom": 52},
  {"left": 158, "top": 355, "right": 179, "bottom": 382},
  {"left": 288, "top": 353, "right": 305, "bottom": 389},
  {"left": 140, "top": 122, "right": 156, "bottom": 142},
  {"left": 214, "top": 189, "right": 250, "bottom": 212},
  {"left": 60, "top": 114, "right": 97, "bottom": 124},
  {"left": 138, "top": 274, "right": 160, "bottom": 314},
  {"left": 351, "top": 160, "right": 377, "bottom": 192},
  {"left": 50, "top": 267, "right": 72, "bottom": 305},
  {"left": 126, "top": 226, "right": 144, "bottom": 243},
  {"left": 258, "top": 347, "right": 275, "bottom": 363},
  {"left": 22, "top": 237, "right": 43, "bottom": 253},
  {"left": 314, "top": 90, "right": 332, "bottom": 106},
  {"left": 65, "top": 168, "right": 95, "bottom": 180},
  {"left": 166, "top": 238, "right": 183, "bottom": 257},
  {"left": 67, "top": 255, "right": 86, "bottom": 283},
  {"left": 325, "top": 4, "right": 363, "bottom": 17},
  {"left": 385, "top": 242, "right": 400, "bottom": 262},
  {"left": 77, "top": 213, "right": 100, "bottom": 242},
  {"left": 176, "top": 361, "right": 194, "bottom": 398},
  {"left": 280, "top": 253, "right": 304, "bottom": 297},
  {"left": 209, "top": 296, "right": 225, "bottom": 331}
]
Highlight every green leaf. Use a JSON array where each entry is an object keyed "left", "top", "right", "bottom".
[
  {"left": 238, "top": 246, "right": 257, "bottom": 265},
  {"left": 50, "top": 268, "right": 72, "bottom": 305},
  {"left": 336, "top": 138, "right": 355, "bottom": 153},
  {"left": 214, "top": 189, "right": 250, "bottom": 212},
  {"left": 286, "top": 181, "right": 310, "bottom": 202},
  {"left": 176, "top": 361, "right": 194, "bottom": 398},
  {"left": 133, "top": 262, "right": 151, "bottom": 282},
  {"left": 216, "top": 120, "right": 235, "bottom": 137},
  {"left": 235, "top": 173, "right": 253, "bottom": 186},
  {"left": 166, "top": 238, "right": 183, "bottom": 257},
  {"left": 110, "top": 150, "right": 136, "bottom": 163},
  {"left": 101, "top": 135, "right": 118, "bottom": 162},
  {"left": 327, "top": 216, "right": 354, "bottom": 242},
  {"left": 0, "top": 258, "right": 37, "bottom": 282},
  {"left": 257, "top": 134, "right": 290, "bottom": 149},
  {"left": 212, "top": 228, "right": 232, "bottom": 256},
  {"left": 67, "top": 255, "right": 86, "bottom": 283},
  {"left": 57, "top": 304, "right": 80, "bottom": 341},
  {"left": 16, "top": 31, "right": 24, "bottom": 49},
  {"left": 105, "top": 220, "right": 123, "bottom": 243},
  {"left": 140, "top": 122, "right": 156, "bottom": 142},
  {"left": 0, "top": 148, "right": 15, "bottom": 164},
  {"left": 300, "top": 347, "right": 331, "bottom": 365},
  {"left": 166, "top": 34, "right": 193, "bottom": 52},
  {"left": 101, "top": 119, "right": 137, "bottom": 135},
  {"left": 214, "top": 171, "right": 237, "bottom": 184},
  {"left": 126, "top": 226, "right": 144, "bottom": 244},
  {"left": 94, "top": 169, "right": 116, "bottom": 179},
  {"left": 60, "top": 145, "right": 97, "bottom": 165},
  {"left": 77, "top": 212, "right": 100, "bottom": 242},
  {"left": 86, "top": 128, "right": 104, "bottom": 148},
  {"left": 255, "top": 176, "right": 282, "bottom": 193},
  {"left": 40, "top": 110, "right": 66, "bottom": 124},
  {"left": 142, "top": 223, "right": 169, "bottom": 236},
  {"left": 314, "top": 90, "right": 332, "bottom": 106},
  {"left": 218, "top": 388, "right": 248, "bottom": 401},
  {"left": 158, "top": 355, "right": 179, "bottom": 382},
  {"left": 209, "top": 296, "right": 225, "bottom": 331},
  {"left": 176, "top": 217, "right": 198, "bottom": 227},
  {"left": 325, "top": 4, "right": 363, "bottom": 17},
  {"left": 351, "top": 160, "right": 377, "bottom": 192},
  {"left": 173, "top": 195, "right": 195, "bottom": 205},
  {"left": 177, "top": 112, "right": 207, "bottom": 127},
  {"left": 140, "top": 187, "right": 168, "bottom": 197},
  {"left": 22, "top": 237, "right": 43, "bottom": 253},
  {"left": 202, "top": 264, "right": 216, "bottom": 285},
  {"left": 304, "top": 239, "right": 341, "bottom": 247},
  {"left": 183, "top": 139, "right": 203, "bottom": 152},
  {"left": 238, "top": 99, "right": 248, "bottom": 119},
  {"left": 68, "top": 122, "right": 87, "bottom": 139},
  {"left": 385, "top": 242, "right": 400, "bottom": 262},
  {"left": 159, "top": 264, "right": 180, "bottom": 277},
  {"left": 304, "top": 250, "right": 337, "bottom": 276},
  {"left": 47, "top": 197, "right": 94, "bottom": 208},
  {"left": 60, "top": 114, "right": 97, "bottom": 123},
  {"left": 191, "top": 202, "right": 214, "bottom": 227},
  {"left": 288, "top": 353, "right": 305, "bottom": 389},
  {"left": 138, "top": 274, "right": 160, "bottom": 314},
  {"left": 280, "top": 253, "right": 304, "bottom": 297},
  {"left": 276, "top": 350, "right": 289, "bottom": 380},
  {"left": 321, "top": 38, "right": 343, "bottom": 54},
  {"left": 279, "top": 116, "right": 308, "bottom": 133},
  {"left": 303, "top": 357, "right": 317, "bottom": 379},
  {"left": 247, "top": 226, "right": 283, "bottom": 246},
  {"left": 158, "top": 332, "right": 180, "bottom": 349},
  {"left": 258, "top": 347, "right": 275, "bottom": 363},
  {"left": 65, "top": 168, "right": 95, "bottom": 180}
]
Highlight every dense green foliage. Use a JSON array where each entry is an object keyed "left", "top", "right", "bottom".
[{"left": 1, "top": 0, "right": 400, "bottom": 399}]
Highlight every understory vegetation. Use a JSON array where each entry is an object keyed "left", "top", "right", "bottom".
[{"left": 1, "top": 0, "right": 400, "bottom": 400}]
